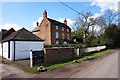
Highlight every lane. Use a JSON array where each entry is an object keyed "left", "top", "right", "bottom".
[
  {"left": 71, "top": 51, "right": 118, "bottom": 78},
  {"left": 0, "top": 50, "right": 118, "bottom": 78}
]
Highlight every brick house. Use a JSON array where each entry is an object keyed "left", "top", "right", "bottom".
[{"left": 32, "top": 10, "right": 71, "bottom": 45}]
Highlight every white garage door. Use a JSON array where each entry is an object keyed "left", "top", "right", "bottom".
[{"left": 15, "top": 41, "right": 44, "bottom": 60}]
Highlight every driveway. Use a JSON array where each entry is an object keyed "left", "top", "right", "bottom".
[{"left": 0, "top": 60, "right": 36, "bottom": 78}]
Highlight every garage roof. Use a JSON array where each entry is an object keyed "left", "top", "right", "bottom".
[{"left": 2, "top": 28, "right": 44, "bottom": 42}]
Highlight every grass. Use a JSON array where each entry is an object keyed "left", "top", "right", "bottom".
[{"left": 22, "top": 49, "right": 116, "bottom": 73}]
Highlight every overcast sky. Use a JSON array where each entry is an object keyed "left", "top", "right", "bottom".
[{"left": 0, "top": 0, "right": 119, "bottom": 31}]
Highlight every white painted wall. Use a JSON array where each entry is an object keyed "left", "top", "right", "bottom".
[
  {"left": 0, "top": 43, "right": 2, "bottom": 56},
  {"left": 80, "top": 46, "right": 106, "bottom": 53},
  {"left": 14, "top": 41, "right": 44, "bottom": 60},
  {"left": 10, "top": 41, "right": 14, "bottom": 60},
  {"left": 3, "top": 42, "right": 8, "bottom": 59}
]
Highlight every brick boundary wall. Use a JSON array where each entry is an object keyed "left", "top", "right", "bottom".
[{"left": 44, "top": 47, "right": 75, "bottom": 64}]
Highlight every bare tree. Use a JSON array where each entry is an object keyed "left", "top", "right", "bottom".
[
  {"left": 95, "top": 9, "right": 119, "bottom": 36},
  {"left": 95, "top": 16, "right": 107, "bottom": 36},
  {"left": 75, "top": 12, "right": 96, "bottom": 43},
  {"left": 104, "top": 9, "right": 119, "bottom": 27}
]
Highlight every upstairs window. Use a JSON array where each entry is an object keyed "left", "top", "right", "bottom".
[
  {"left": 67, "top": 29, "right": 69, "bottom": 32},
  {"left": 62, "top": 27, "right": 64, "bottom": 31},
  {"left": 62, "top": 33, "right": 65, "bottom": 39},
  {"left": 67, "top": 34, "right": 69, "bottom": 39},
  {"left": 56, "top": 26, "right": 58, "bottom": 30},
  {"left": 56, "top": 32, "right": 59, "bottom": 38}
]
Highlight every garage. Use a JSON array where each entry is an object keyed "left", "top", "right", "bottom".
[{"left": 1, "top": 28, "right": 44, "bottom": 61}]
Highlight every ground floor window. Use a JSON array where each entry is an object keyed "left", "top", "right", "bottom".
[
  {"left": 56, "top": 41, "right": 59, "bottom": 44},
  {"left": 62, "top": 41, "right": 67, "bottom": 44}
]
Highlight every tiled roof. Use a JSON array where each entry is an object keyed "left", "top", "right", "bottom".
[
  {"left": 2, "top": 28, "right": 44, "bottom": 42},
  {"left": 32, "top": 18, "right": 71, "bottom": 32},
  {"left": 2, "top": 28, "right": 15, "bottom": 40},
  {"left": 47, "top": 18, "right": 71, "bottom": 29},
  {"left": 32, "top": 26, "right": 40, "bottom": 32}
]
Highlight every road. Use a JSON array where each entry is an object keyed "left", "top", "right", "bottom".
[
  {"left": 71, "top": 50, "right": 118, "bottom": 78},
  {"left": 0, "top": 50, "right": 119, "bottom": 78}
]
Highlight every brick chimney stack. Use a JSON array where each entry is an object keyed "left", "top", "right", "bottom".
[
  {"left": 64, "top": 19, "right": 67, "bottom": 25},
  {"left": 36, "top": 22, "right": 39, "bottom": 27},
  {"left": 43, "top": 10, "right": 47, "bottom": 18}
]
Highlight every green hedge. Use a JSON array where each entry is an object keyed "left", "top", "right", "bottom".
[{"left": 44, "top": 44, "right": 82, "bottom": 48}]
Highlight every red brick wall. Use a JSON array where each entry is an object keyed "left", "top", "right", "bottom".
[
  {"left": 44, "top": 47, "right": 74, "bottom": 64},
  {"left": 36, "top": 18, "right": 51, "bottom": 45},
  {"left": 51, "top": 24, "right": 71, "bottom": 44},
  {"left": 36, "top": 18, "right": 71, "bottom": 45}
]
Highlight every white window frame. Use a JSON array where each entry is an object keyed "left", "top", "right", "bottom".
[
  {"left": 56, "top": 25, "right": 58, "bottom": 30},
  {"left": 62, "top": 27, "right": 64, "bottom": 31},
  {"left": 62, "top": 33, "right": 65, "bottom": 39},
  {"left": 67, "top": 29, "right": 69, "bottom": 32},
  {"left": 56, "top": 32, "right": 59, "bottom": 38},
  {"left": 67, "top": 34, "right": 69, "bottom": 39},
  {"left": 56, "top": 41, "right": 59, "bottom": 44}
]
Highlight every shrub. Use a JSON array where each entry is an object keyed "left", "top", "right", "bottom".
[{"left": 44, "top": 44, "right": 82, "bottom": 48}]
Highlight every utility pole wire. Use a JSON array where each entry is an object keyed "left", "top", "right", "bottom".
[
  {"left": 57, "top": 0, "right": 95, "bottom": 19},
  {"left": 57, "top": 0, "right": 81, "bottom": 15}
]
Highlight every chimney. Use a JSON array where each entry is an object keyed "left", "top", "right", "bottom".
[
  {"left": 36, "top": 22, "right": 39, "bottom": 27},
  {"left": 64, "top": 19, "right": 67, "bottom": 25},
  {"left": 1, "top": 29, "right": 7, "bottom": 40},
  {"left": 43, "top": 10, "right": 47, "bottom": 18}
]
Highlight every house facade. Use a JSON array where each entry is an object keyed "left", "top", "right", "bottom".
[{"left": 32, "top": 10, "right": 71, "bottom": 45}]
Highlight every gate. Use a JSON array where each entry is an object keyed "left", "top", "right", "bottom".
[{"left": 30, "top": 50, "right": 44, "bottom": 67}]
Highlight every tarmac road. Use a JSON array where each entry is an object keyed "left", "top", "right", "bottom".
[
  {"left": 71, "top": 50, "right": 118, "bottom": 78},
  {"left": 0, "top": 50, "right": 119, "bottom": 78}
]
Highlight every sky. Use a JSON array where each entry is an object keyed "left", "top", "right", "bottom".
[{"left": 0, "top": 0, "right": 119, "bottom": 31}]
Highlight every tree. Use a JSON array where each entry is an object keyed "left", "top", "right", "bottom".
[
  {"left": 103, "top": 24, "right": 120, "bottom": 48},
  {"left": 103, "top": 9, "right": 119, "bottom": 27},
  {"left": 71, "top": 29, "right": 83, "bottom": 43},
  {"left": 96, "top": 16, "right": 107, "bottom": 36},
  {"left": 75, "top": 12, "right": 96, "bottom": 43}
]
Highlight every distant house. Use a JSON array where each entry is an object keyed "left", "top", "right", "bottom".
[
  {"left": 0, "top": 28, "right": 44, "bottom": 61},
  {"left": 32, "top": 10, "right": 71, "bottom": 45}
]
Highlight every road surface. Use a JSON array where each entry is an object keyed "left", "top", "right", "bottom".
[
  {"left": 71, "top": 50, "right": 118, "bottom": 78},
  {"left": 0, "top": 50, "right": 119, "bottom": 78}
]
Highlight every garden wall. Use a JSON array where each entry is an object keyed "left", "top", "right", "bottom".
[{"left": 44, "top": 47, "right": 75, "bottom": 64}]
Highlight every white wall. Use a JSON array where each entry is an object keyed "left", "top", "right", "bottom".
[
  {"left": 80, "top": 46, "right": 106, "bottom": 53},
  {"left": 14, "top": 41, "right": 44, "bottom": 60},
  {"left": 0, "top": 43, "right": 2, "bottom": 56},
  {"left": 3, "top": 42, "right": 8, "bottom": 59},
  {"left": 10, "top": 41, "right": 14, "bottom": 60}
]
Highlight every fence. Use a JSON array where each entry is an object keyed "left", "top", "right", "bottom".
[{"left": 30, "top": 50, "right": 44, "bottom": 67}]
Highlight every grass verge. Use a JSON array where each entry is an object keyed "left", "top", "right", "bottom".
[{"left": 22, "top": 49, "right": 116, "bottom": 73}]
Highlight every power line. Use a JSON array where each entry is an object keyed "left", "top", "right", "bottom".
[
  {"left": 57, "top": 0, "right": 81, "bottom": 15},
  {"left": 57, "top": 0, "right": 95, "bottom": 19}
]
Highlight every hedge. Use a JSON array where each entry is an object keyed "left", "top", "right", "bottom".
[{"left": 44, "top": 44, "right": 82, "bottom": 48}]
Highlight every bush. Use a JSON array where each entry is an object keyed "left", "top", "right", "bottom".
[{"left": 44, "top": 44, "right": 82, "bottom": 48}]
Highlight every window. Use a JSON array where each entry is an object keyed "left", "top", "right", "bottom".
[
  {"left": 62, "top": 27, "right": 64, "bottom": 31},
  {"left": 56, "top": 32, "right": 59, "bottom": 38},
  {"left": 67, "top": 29, "right": 69, "bottom": 32},
  {"left": 56, "top": 26, "right": 58, "bottom": 30},
  {"left": 62, "top": 33, "right": 65, "bottom": 39},
  {"left": 67, "top": 34, "right": 69, "bottom": 39},
  {"left": 64, "top": 41, "right": 67, "bottom": 44},
  {"left": 56, "top": 41, "right": 59, "bottom": 44}
]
